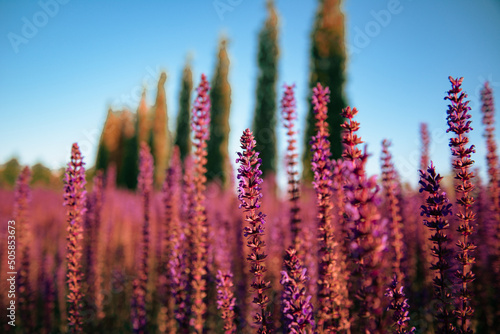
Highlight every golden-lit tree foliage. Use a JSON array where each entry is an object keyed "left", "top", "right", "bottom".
[{"left": 150, "top": 72, "right": 172, "bottom": 187}]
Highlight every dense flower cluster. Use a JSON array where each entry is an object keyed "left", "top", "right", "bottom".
[
  {"left": 14, "top": 166, "right": 33, "bottom": 332},
  {"left": 63, "top": 143, "right": 87, "bottom": 333},
  {"left": 132, "top": 142, "right": 154, "bottom": 334},
  {"left": 280, "top": 247, "right": 314, "bottom": 334},
  {"left": 161, "top": 147, "right": 182, "bottom": 333},
  {"left": 237, "top": 128, "right": 272, "bottom": 333},
  {"left": 385, "top": 275, "right": 416, "bottom": 334},
  {"left": 309, "top": 83, "right": 339, "bottom": 332},
  {"left": 381, "top": 140, "right": 404, "bottom": 281},
  {"left": 280, "top": 84, "right": 302, "bottom": 251},
  {"left": 480, "top": 82, "right": 500, "bottom": 274},
  {"left": 445, "top": 76, "right": 476, "bottom": 334},
  {"left": 216, "top": 270, "right": 237, "bottom": 334},
  {"left": 8, "top": 75, "right": 500, "bottom": 333},
  {"left": 190, "top": 74, "right": 211, "bottom": 333},
  {"left": 419, "top": 163, "right": 456, "bottom": 334}
]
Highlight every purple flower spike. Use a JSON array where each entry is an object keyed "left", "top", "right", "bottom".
[
  {"left": 15, "top": 166, "right": 34, "bottom": 332},
  {"left": 310, "top": 83, "right": 349, "bottom": 332},
  {"left": 381, "top": 140, "right": 404, "bottom": 281},
  {"left": 237, "top": 128, "right": 272, "bottom": 334},
  {"left": 216, "top": 270, "right": 237, "bottom": 334},
  {"left": 480, "top": 82, "right": 500, "bottom": 275},
  {"left": 419, "top": 162, "right": 456, "bottom": 334},
  {"left": 64, "top": 143, "right": 87, "bottom": 333},
  {"left": 385, "top": 275, "right": 416, "bottom": 334},
  {"left": 445, "top": 76, "right": 476, "bottom": 333},
  {"left": 189, "top": 74, "right": 211, "bottom": 333},
  {"left": 132, "top": 142, "right": 154, "bottom": 333},
  {"left": 281, "top": 247, "right": 314, "bottom": 334},
  {"left": 281, "top": 84, "right": 302, "bottom": 252}
]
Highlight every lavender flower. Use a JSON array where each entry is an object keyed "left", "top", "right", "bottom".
[
  {"left": 237, "top": 128, "right": 272, "bottom": 333},
  {"left": 445, "top": 76, "right": 476, "bottom": 333},
  {"left": 342, "top": 107, "right": 386, "bottom": 333},
  {"left": 190, "top": 74, "right": 211, "bottom": 333},
  {"left": 14, "top": 166, "right": 33, "bottom": 332},
  {"left": 309, "top": 83, "right": 340, "bottom": 332},
  {"left": 280, "top": 84, "right": 302, "bottom": 254},
  {"left": 161, "top": 147, "right": 182, "bottom": 333},
  {"left": 419, "top": 162, "right": 456, "bottom": 334},
  {"left": 83, "top": 170, "right": 104, "bottom": 320},
  {"left": 178, "top": 154, "right": 196, "bottom": 333},
  {"left": 381, "top": 140, "right": 404, "bottom": 281},
  {"left": 280, "top": 247, "right": 314, "bottom": 334},
  {"left": 216, "top": 270, "right": 237, "bottom": 334},
  {"left": 132, "top": 142, "right": 154, "bottom": 334},
  {"left": 169, "top": 154, "right": 191, "bottom": 333},
  {"left": 64, "top": 143, "right": 87, "bottom": 333},
  {"left": 480, "top": 82, "right": 500, "bottom": 275}
]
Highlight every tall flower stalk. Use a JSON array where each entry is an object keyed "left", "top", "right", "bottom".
[
  {"left": 237, "top": 128, "right": 272, "bottom": 333},
  {"left": 161, "top": 147, "right": 182, "bottom": 333},
  {"left": 445, "top": 76, "right": 476, "bottom": 333},
  {"left": 310, "top": 83, "right": 347, "bottom": 332},
  {"left": 342, "top": 106, "right": 386, "bottom": 333},
  {"left": 64, "top": 143, "right": 87, "bottom": 333},
  {"left": 15, "top": 166, "right": 33, "bottom": 332},
  {"left": 280, "top": 84, "right": 302, "bottom": 252},
  {"left": 84, "top": 170, "right": 104, "bottom": 320},
  {"left": 132, "top": 142, "right": 154, "bottom": 334},
  {"left": 381, "top": 140, "right": 414, "bottom": 333},
  {"left": 419, "top": 163, "right": 456, "bottom": 334},
  {"left": 175, "top": 154, "right": 195, "bottom": 333},
  {"left": 381, "top": 140, "right": 404, "bottom": 281},
  {"left": 480, "top": 82, "right": 500, "bottom": 273},
  {"left": 190, "top": 74, "right": 211, "bottom": 333}
]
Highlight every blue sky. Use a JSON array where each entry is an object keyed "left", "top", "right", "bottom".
[{"left": 1, "top": 0, "right": 499, "bottom": 189}]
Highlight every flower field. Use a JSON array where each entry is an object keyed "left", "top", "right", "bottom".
[{"left": 1, "top": 75, "right": 499, "bottom": 334}]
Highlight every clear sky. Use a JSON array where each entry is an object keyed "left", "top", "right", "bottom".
[{"left": 1, "top": 0, "right": 499, "bottom": 189}]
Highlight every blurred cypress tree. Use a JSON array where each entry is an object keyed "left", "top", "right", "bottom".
[
  {"left": 174, "top": 58, "right": 193, "bottom": 163},
  {"left": 0, "top": 158, "right": 21, "bottom": 187},
  {"left": 303, "top": 0, "right": 347, "bottom": 181},
  {"left": 149, "top": 72, "right": 171, "bottom": 187},
  {"left": 96, "top": 108, "right": 120, "bottom": 181},
  {"left": 117, "top": 111, "right": 138, "bottom": 189},
  {"left": 252, "top": 0, "right": 279, "bottom": 179},
  {"left": 96, "top": 108, "right": 139, "bottom": 189},
  {"left": 207, "top": 37, "right": 232, "bottom": 188}
]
